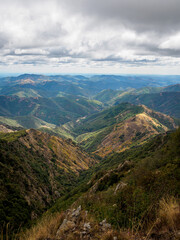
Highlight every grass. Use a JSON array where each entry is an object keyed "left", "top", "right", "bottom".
[
  {"left": 16, "top": 212, "right": 64, "bottom": 240},
  {"left": 158, "top": 196, "right": 179, "bottom": 231},
  {"left": 0, "top": 117, "right": 22, "bottom": 128},
  {"left": 76, "top": 127, "right": 113, "bottom": 152},
  {"left": 12, "top": 89, "right": 41, "bottom": 98},
  {"left": 145, "top": 196, "right": 180, "bottom": 240},
  {"left": 14, "top": 116, "right": 56, "bottom": 129},
  {"left": 0, "top": 130, "right": 26, "bottom": 142},
  {"left": 87, "top": 99, "right": 103, "bottom": 106},
  {"left": 39, "top": 125, "right": 76, "bottom": 140}
]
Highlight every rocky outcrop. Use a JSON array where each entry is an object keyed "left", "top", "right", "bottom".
[{"left": 55, "top": 205, "right": 119, "bottom": 240}]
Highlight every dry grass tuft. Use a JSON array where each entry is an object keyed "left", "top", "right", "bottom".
[
  {"left": 19, "top": 212, "right": 65, "bottom": 240},
  {"left": 158, "top": 196, "right": 179, "bottom": 230},
  {"left": 101, "top": 230, "right": 117, "bottom": 240},
  {"left": 146, "top": 196, "right": 180, "bottom": 239},
  {"left": 100, "top": 229, "right": 129, "bottom": 240}
]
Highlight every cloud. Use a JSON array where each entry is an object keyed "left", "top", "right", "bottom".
[
  {"left": 0, "top": 0, "right": 180, "bottom": 74},
  {"left": 61, "top": 0, "right": 180, "bottom": 33},
  {"left": 159, "top": 33, "right": 180, "bottom": 50}
]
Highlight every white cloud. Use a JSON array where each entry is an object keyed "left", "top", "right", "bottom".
[
  {"left": 160, "top": 33, "right": 180, "bottom": 50},
  {"left": 0, "top": 0, "right": 180, "bottom": 74}
]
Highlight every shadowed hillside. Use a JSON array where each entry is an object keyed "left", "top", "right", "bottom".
[
  {"left": 0, "top": 95, "right": 103, "bottom": 127},
  {"left": 0, "top": 129, "right": 97, "bottom": 233}
]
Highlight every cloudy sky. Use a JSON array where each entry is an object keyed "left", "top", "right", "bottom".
[{"left": 0, "top": 0, "right": 180, "bottom": 74}]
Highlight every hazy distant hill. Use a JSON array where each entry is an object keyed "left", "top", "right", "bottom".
[
  {"left": 94, "top": 84, "right": 180, "bottom": 118},
  {"left": 94, "top": 84, "right": 180, "bottom": 103},
  {"left": 115, "top": 91, "right": 180, "bottom": 119},
  {"left": 1, "top": 74, "right": 180, "bottom": 98}
]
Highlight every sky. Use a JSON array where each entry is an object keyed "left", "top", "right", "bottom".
[{"left": 0, "top": 0, "right": 180, "bottom": 74}]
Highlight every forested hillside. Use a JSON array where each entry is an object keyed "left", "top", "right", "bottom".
[{"left": 0, "top": 129, "right": 96, "bottom": 233}]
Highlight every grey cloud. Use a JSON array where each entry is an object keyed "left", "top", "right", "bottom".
[
  {"left": 149, "top": 48, "right": 180, "bottom": 58},
  {"left": 48, "top": 48, "right": 75, "bottom": 58},
  {"left": 13, "top": 56, "right": 49, "bottom": 65},
  {"left": 36, "top": 23, "right": 67, "bottom": 41},
  {"left": 93, "top": 56, "right": 158, "bottom": 65},
  {"left": 0, "top": 33, "right": 9, "bottom": 49},
  {"left": 5, "top": 50, "right": 47, "bottom": 56},
  {"left": 135, "top": 41, "right": 180, "bottom": 58},
  {"left": 48, "top": 47, "right": 89, "bottom": 59},
  {"left": 62, "top": 0, "right": 180, "bottom": 34}
]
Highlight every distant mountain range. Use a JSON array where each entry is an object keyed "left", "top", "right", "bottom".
[
  {"left": 1, "top": 74, "right": 180, "bottom": 98},
  {"left": 0, "top": 74, "right": 179, "bottom": 130}
]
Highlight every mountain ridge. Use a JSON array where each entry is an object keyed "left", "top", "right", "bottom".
[{"left": 50, "top": 103, "right": 177, "bottom": 157}]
